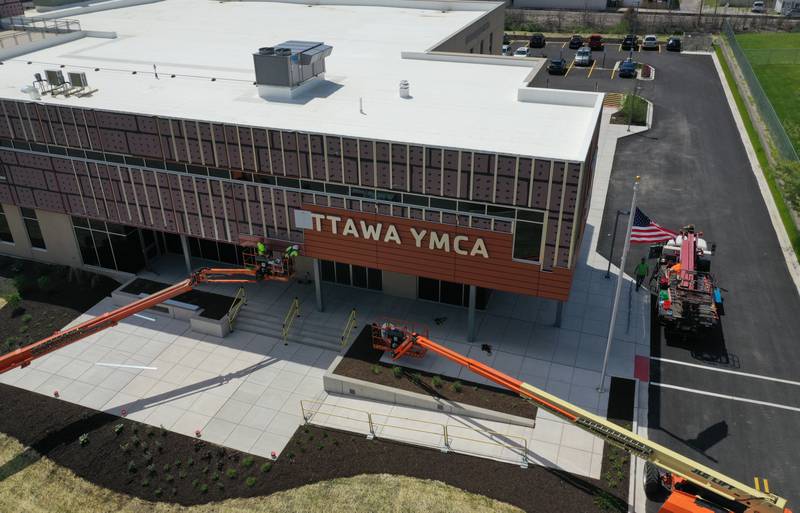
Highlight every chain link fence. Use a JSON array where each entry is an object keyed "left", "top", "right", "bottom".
[{"left": 721, "top": 19, "right": 799, "bottom": 162}]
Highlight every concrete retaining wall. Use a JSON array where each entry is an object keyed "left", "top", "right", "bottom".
[{"left": 323, "top": 354, "right": 536, "bottom": 428}]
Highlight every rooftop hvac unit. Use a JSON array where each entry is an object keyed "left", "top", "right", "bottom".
[
  {"left": 45, "top": 69, "right": 65, "bottom": 86},
  {"left": 68, "top": 72, "right": 88, "bottom": 88},
  {"left": 253, "top": 40, "right": 333, "bottom": 91}
]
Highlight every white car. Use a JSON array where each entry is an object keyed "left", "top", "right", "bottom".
[
  {"left": 502, "top": 44, "right": 511, "bottom": 55},
  {"left": 642, "top": 35, "right": 658, "bottom": 50},
  {"left": 513, "top": 46, "right": 530, "bottom": 57},
  {"left": 574, "top": 46, "right": 593, "bottom": 66}
]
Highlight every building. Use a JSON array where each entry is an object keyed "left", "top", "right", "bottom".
[
  {"left": 0, "top": 0, "right": 24, "bottom": 18},
  {"left": 0, "top": 0, "right": 602, "bottom": 338}
]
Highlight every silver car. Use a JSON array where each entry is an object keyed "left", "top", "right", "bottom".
[
  {"left": 642, "top": 35, "right": 658, "bottom": 50},
  {"left": 574, "top": 47, "right": 592, "bottom": 66}
]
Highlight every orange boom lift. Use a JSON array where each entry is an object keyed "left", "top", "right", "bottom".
[
  {"left": 0, "top": 252, "right": 294, "bottom": 374},
  {"left": 373, "top": 322, "right": 792, "bottom": 513}
]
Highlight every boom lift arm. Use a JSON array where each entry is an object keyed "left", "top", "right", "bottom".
[
  {"left": 0, "top": 266, "right": 278, "bottom": 375},
  {"left": 378, "top": 324, "right": 790, "bottom": 513}
]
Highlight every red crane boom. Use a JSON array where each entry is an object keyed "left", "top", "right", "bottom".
[{"left": 0, "top": 266, "right": 281, "bottom": 375}]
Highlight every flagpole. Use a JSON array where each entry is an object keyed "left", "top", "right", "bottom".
[{"left": 598, "top": 176, "right": 640, "bottom": 392}]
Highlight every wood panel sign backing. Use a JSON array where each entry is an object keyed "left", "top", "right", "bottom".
[{"left": 301, "top": 205, "right": 572, "bottom": 301}]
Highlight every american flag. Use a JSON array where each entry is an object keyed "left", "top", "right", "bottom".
[{"left": 630, "top": 208, "right": 677, "bottom": 243}]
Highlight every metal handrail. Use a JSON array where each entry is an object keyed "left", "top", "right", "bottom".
[
  {"left": 340, "top": 308, "right": 357, "bottom": 346},
  {"left": 227, "top": 286, "right": 246, "bottom": 331},
  {"left": 300, "top": 399, "right": 530, "bottom": 467},
  {"left": 281, "top": 297, "right": 299, "bottom": 345}
]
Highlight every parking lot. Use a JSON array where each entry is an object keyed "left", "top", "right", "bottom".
[
  {"left": 506, "top": 34, "right": 710, "bottom": 92},
  {"left": 511, "top": 33, "right": 800, "bottom": 509}
]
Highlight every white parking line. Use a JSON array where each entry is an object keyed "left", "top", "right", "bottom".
[
  {"left": 651, "top": 382, "right": 800, "bottom": 413},
  {"left": 651, "top": 356, "right": 800, "bottom": 387}
]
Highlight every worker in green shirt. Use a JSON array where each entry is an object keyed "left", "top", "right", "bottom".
[{"left": 635, "top": 257, "right": 650, "bottom": 291}]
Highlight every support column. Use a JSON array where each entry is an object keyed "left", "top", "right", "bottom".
[
  {"left": 179, "top": 234, "right": 192, "bottom": 274},
  {"left": 467, "top": 285, "right": 477, "bottom": 342},
  {"left": 313, "top": 258, "right": 324, "bottom": 312},
  {"left": 554, "top": 300, "right": 563, "bottom": 328}
]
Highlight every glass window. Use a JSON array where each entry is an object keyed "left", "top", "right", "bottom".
[
  {"left": 487, "top": 205, "right": 515, "bottom": 219},
  {"left": 402, "top": 194, "right": 428, "bottom": 207},
  {"left": 21, "top": 209, "right": 46, "bottom": 250},
  {"left": 440, "top": 281, "right": 464, "bottom": 306},
  {"left": 351, "top": 265, "right": 367, "bottom": 288},
  {"left": 430, "top": 198, "right": 457, "bottom": 211},
  {"left": 92, "top": 231, "right": 116, "bottom": 269},
  {"left": 350, "top": 188, "right": 375, "bottom": 199},
  {"left": 320, "top": 260, "right": 336, "bottom": 282},
  {"left": 335, "top": 262, "right": 350, "bottom": 285},
  {"left": 517, "top": 210, "right": 545, "bottom": 223},
  {"left": 0, "top": 206, "right": 13, "bottom": 243},
  {"left": 326, "top": 184, "right": 349, "bottom": 196},
  {"left": 513, "top": 220, "right": 543, "bottom": 262},
  {"left": 458, "top": 201, "right": 485, "bottom": 214},
  {"left": 110, "top": 233, "right": 145, "bottom": 273},
  {"left": 367, "top": 268, "right": 382, "bottom": 291},
  {"left": 376, "top": 191, "right": 401, "bottom": 203},
  {"left": 71, "top": 216, "right": 89, "bottom": 228},
  {"left": 418, "top": 277, "right": 439, "bottom": 302},
  {"left": 74, "top": 227, "right": 99, "bottom": 266},
  {"left": 302, "top": 181, "right": 325, "bottom": 192}
]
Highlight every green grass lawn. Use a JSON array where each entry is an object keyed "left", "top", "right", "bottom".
[{"left": 736, "top": 33, "right": 800, "bottom": 152}]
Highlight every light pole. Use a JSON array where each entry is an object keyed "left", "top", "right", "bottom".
[
  {"left": 599, "top": 177, "right": 640, "bottom": 392},
  {"left": 605, "top": 209, "right": 631, "bottom": 279}
]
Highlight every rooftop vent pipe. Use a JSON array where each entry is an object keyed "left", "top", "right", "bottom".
[{"left": 399, "top": 80, "right": 410, "bottom": 99}]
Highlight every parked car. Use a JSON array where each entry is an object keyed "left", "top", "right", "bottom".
[
  {"left": 666, "top": 37, "right": 681, "bottom": 52},
  {"left": 575, "top": 47, "right": 593, "bottom": 66},
  {"left": 621, "top": 34, "right": 639, "bottom": 50},
  {"left": 618, "top": 58, "right": 637, "bottom": 78},
  {"left": 751, "top": 0, "right": 766, "bottom": 12},
  {"left": 642, "top": 34, "right": 658, "bottom": 50},
  {"left": 568, "top": 34, "right": 584, "bottom": 49},
  {"left": 513, "top": 46, "right": 530, "bottom": 57},
  {"left": 502, "top": 44, "right": 511, "bottom": 56},
  {"left": 588, "top": 34, "right": 604, "bottom": 51},
  {"left": 788, "top": 8, "right": 800, "bottom": 17},
  {"left": 548, "top": 57, "right": 568, "bottom": 75},
  {"left": 529, "top": 33, "right": 546, "bottom": 48}
]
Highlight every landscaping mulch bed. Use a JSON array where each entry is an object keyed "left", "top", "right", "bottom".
[
  {"left": 0, "top": 383, "right": 628, "bottom": 512},
  {"left": 121, "top": 278, "right": 234, "bottom": 320},
  {"left": 0, "top": 257, "right": 119, "bottom": 357},
  {"left": 333, "top": 326, "right": 538, "bottom": 420}
]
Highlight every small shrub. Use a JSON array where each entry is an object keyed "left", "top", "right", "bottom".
[
  {"left": 174, "top": 459, "right": 181, "bottom": 468},
  {"left": 260, "top": 462, "right": 272, "bottom": 473},
  {"left": 146, "top": 428, "right": 155, "bottom": 438},
  {"left": 162, "top": 463, "right": 171, "bottom": 472},
  {"left": 317, "top": 443, "right": 325, "bottom": 451},
  {"left": 411, "top": 372, "right": 422, "bottom": 384},
  {"left": 20, "top": 313, "right": 32, "bottom": 324},
  {"left": 160, "top": 424, "right": 167, "bottom": 437},
  {"left": 141, "top": 479, "right": 149, "bottom": 488},
  {"left": 199, "top": 483, "right": 208, "bottom": 494},
  {"left": 201, "top": 465, "right": 209, "bottom": 474},
  {"left": 245, "top": 476, "right": 257, "bottom": 487},
  {"left": 371, "top": 364, "right": 382, "bottom": 375},
  {"left": 178, "top": 470, "right": 187, "bottom": 479},
  {"left": 154, "top": 488, "right": 162, "bottom": 497},
  {"left": 78, "top": 434, "right": 89, "bottom": 446},
  {"left": 242, "top": 456, "right": 254, "bottom": 468},
  {"left": 146, "top": 464, "right": 156, "bottom": 475},
  {"left": 120, "top": 443, "right": 130, "bottom": 454},
  {"left": 4, "top": 291, "right": 21, "bottom": 309},
  {"left": 140, "top": 442, "right": 148, "bottom": 451},
  {"left": 36, "top": 276, "right": 52, "bottom": 292},
  {"left": 191, "top": 479, "right": 199, "bottom": 489},
  {"left": 451, "top": 380, "right": 463, "bottom": 393},
  {"left": 226, "top": 468, "right": 238, "bottom": 479},
  {"left": 187, "top": 457, "right": 194, "bottom": 467},
  {"left": 132, "top": 426, "right": 138, "bottom": 434},
  {"left": 114, "top": 423, "right": 124, "bottom": 435},
  {"left": 211, "top": 472, "right": 220, "bottom": 482},
  {"left": 18, "top": 324, "right": 28, "bottom": 334},
  {"left": 392, "top": 365, "right": 403, "bottom": 379},
  {"left": 333, "top": 440, "right": 339, "bottom": 446},
  {"left": 287, "top": 451, "right": 295, "bottom": 460},
  {"left": 154, "top": 440, "right": 164, "bottom": 453},
  {"left": 431, "top": 375, "right": 443, "bottom": 388},
  {"left": 128, "top": 461, "right": 137, "bottom": 473},
  {"left": 164, "top": 474, "right": 174, "bottom": 483},
  {"left": 216, "top": 482, "right": 224, "bottom": 490},
  {"left": 143, "top": 451, "right": 153, "bottom": 463},
  {"left": 131, "top": 435, "right": 141, "bottom": 447}
]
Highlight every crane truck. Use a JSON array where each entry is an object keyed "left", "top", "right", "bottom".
[
  {"left": 652, "top": 226, "right": 725, "bottom": 332},
  {"left": 372, "top": 322, "right": 791, "bottom": 513}
]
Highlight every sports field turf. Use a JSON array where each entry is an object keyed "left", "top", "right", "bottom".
[{"left": 736, "top": 32, "right": 800, "bottom": 153}]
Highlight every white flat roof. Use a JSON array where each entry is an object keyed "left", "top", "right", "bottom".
[{"left": 0, "top": 0, "right": 602, "bottom": 162}]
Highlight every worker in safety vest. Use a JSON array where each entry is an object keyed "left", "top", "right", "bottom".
[{"left": 634, "top": 258, "right": 649, "bottom": 290}]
